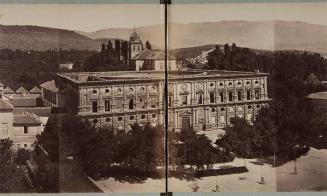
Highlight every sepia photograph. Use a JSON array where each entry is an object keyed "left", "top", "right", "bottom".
[{"left": 0, "top": 0, "right": 327, "bottom": 194}]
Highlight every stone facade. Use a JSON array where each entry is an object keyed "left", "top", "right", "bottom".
[{"left": 58, "top": 70, "right": 270, "bottom": 132}]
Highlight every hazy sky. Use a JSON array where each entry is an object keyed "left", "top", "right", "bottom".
[{"left": 1, "top": 2, "right": 327, "bottom": 32}]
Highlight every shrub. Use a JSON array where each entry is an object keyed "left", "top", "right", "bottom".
[{"left": 15, "top": 148, "right": 31, "bottom": 165}]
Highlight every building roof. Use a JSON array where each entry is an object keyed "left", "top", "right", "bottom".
[
  {"left": 13, "top": 113, "right": 42, "bottom": 125},
  {"left": 58, "top": 70, "right": 269, "bottom": 86},
  {"left": 0, "top": 99, "right": 13, "bottom": 111},
  {"left": 14, "top": 107, "right": 52, "bottom": 117},
  {"left": 40, "top": 80, "right": 58, "bottom": 92},
  {"left": 16, "top": 86, "right": 30, "bottom": 94},
  {"left": 30, "top": 86, "right": 42, "bottom": 94},
  {"left": 133, "top": 49, "right": 176, "bottom": 60},
  {"left": 3, "top": 86, "right": 15, "bottom": 94},
  {"left": 130, "top": 30, "right": 139, "bottom": 38},
  {"left": 12, "top": 97, "right": 39, "bottom": 107},
  {"left": 307, "top": 91, "right": 327, "bottom": 100}
]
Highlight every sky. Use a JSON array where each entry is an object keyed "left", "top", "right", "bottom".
[{"left": 0, "top": 2, "right": 327, "bottom": 32}]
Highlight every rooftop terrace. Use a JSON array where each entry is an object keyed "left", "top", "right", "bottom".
[{"left": 58, "top": 70, "right": 268, "bottom": 84}]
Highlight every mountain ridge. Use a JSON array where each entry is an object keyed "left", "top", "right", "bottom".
[{"left": 76, "top": 20, "right": 327, "bottom": 54}]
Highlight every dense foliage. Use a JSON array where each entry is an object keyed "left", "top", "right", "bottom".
[
  {"left": 59, "top": 116, "right": 164, "bottom": 178},
  {"left": 33, "top": 149, "right": 59, "bottom": 193},
  {"left": 0, "top": 139, "right": 16, "bottom": 192},
  {"left": 207, "top": 44, "right": 327, "bottom": 81},
  {"left": 0, "top": 49, "right": 97, "bottom": 89},
  {"left": 174, "top": 128, "right": 233, "bottom": 170},
  {"left": 207, "top": 43, "right": 327, "bottom": 160},
  {"left": 15, "top": 148, "right": 31, "bottom": 165},
  {"left": 0, "top": 39, "right": 135, "bottom": 89}
]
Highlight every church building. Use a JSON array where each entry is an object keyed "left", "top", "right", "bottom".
[{"left": 128, "top": 29, "right": 178, "bottom": 71}]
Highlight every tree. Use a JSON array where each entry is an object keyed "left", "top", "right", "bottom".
[
  {"left": 34, "top": 152, "right": 59, "bottom": 192},
  {"left": 224, "top": 43, "right": 231, "bottom": 58},
  {"left": 35, "top": 123, "right": 59, "bottom": 162},
  {"left": 114, "top": 39, "right": 121, "bottom": 57},
  {"left": 217, "top": 117, "right": 263, "bottom": 159},
  {"left": 145, "top": 40, "right": 152, "bottom": 50},
  {"left": 0, "top": 139, "right": 13, "bottom": 167},
  {"left": 100, "top": 43, "right": 107, "bottom": 56},
  {"left": 0, "top": 139, "right": 16, "bottom": 192},
  {"left": 178, "top": 127, "right": 232, "bottom": 170},
  {"left": 121, "top": 41, "right": 129, "bottom": 64},
  {"left": 231, "top": 43, "right": 238, "bottom": 54},
  {"left": 106, "top": 40, "right": 114, "bottom": 56},
  {"left": 15, "top": 148, "right": 31, "bottom": 165}
]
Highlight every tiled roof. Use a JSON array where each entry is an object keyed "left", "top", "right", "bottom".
[
  {"left": 14, "top": 107, "right": 52, "bottom": 117},
  {"left": 307, "top": 91, "right": 327, "bottom": 100},
  {"left": 3, "top": 87, "right": 15, "bottom": 94},
  {"left": 13, "top": 113, "right": 42, "bottom": 125},
  {"left": 40, "top": 80, "right": 58, "bottom": 92},
  {"left": 12, "top": 97, "right": 39, "bottom": 107},
  {"left": 0, "top": 99, "right": 13, "bottom": 110},
  {"left": 30, "top": 86, "right": 41, "bottom": 94},
  {"left": 16, "top": 86, "right": 30, "bottom": 94},
  {"left": 133, "top": 49, "right": 176, "bottom": 60},
  {"left": 13, "top": 94, "right": 40, "bottom": 98}
]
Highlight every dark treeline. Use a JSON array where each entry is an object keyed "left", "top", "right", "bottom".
[
  {"left": 84, "top": 40, "right": 129, "bottom": 72},
  {"left": 0, "top": 39, "right": 134, "bottom": 89},
  {"left": 34, "top": 115, "right": 234, "bottom": 182},
  {"left": 0, "top": 48, "right": 97, "bottom": 89},
  {"left": 208, "top": 43, "right": 327, "bottom": 161}
]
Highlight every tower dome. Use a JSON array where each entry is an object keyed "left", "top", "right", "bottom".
[{"left": 130, "top": 31, "right": 139, "bottom": 38}]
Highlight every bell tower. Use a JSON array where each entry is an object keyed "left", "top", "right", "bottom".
[{"left": 129, "top": 26, "right": 143, "bottom": 59}]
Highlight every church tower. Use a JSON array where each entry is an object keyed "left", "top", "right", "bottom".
[{"left": 129, "top": 27, "right": 143, "bottom": 59}]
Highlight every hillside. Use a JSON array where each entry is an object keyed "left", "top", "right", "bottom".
[
  {"left": 172, "top": 44, "right": 216, "bottom": 58},
  {"left": 77, "top": 25, "right": 165, "bottom": 49},
  {"left": 0, "top": 25, "right": 100, "bottom": 51},
  {"left": 78, "top": 20, "right": 327, "bottom": 54}
]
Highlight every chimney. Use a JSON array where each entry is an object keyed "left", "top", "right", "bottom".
[{"left": 255, "top": 69, "right": 260, "bottom": 74}]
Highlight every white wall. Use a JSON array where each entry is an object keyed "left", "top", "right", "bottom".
[{"left": 0, "top": 111, "right": 14, "bottom": 139}]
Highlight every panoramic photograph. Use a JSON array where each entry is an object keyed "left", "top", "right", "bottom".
[{"left": 0, "top": 0, "right": 327, "bottom": 194}]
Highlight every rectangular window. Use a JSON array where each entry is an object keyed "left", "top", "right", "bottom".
[
  {"left": 92, "top": 101, "right": 98, "bottom": 113},
  {"left": 149, "top": 97, "right": 157, "bottom": 108},
  {"left": 210, "top": 92, "right": 215, "bottom": 103},
  {"left": 198, "top": 94, "right": 203, "bottom": 104},
  {"left": 247, "top": 90, "right": 251, "bottom": 100},
  {"left": 237, "top": 91, "right": 242, "bottom": 101},
  {"left": 182, "top": 95, "right": 188, "bottom": 105},
  {"left": 105, "top": 100, "right": 110, "bottom": 112},
  {"left": 17, "top": 144, "right": 20, "bottom": 149},
  {"left": 228, "top": 92, "right": 233, "bottom": 102},
  {"left": 24, "top": 126, "right": 28, "bottom": 134},
  {"left": 129, "top": 99, "right": 134, "bottom": 110},
  {"left": 168, "top": 96, "right": 172, "bottom": 107},
  {"left": 24, "top": 144, "right": 27, "bottom": 148},
  {"left": 116, "top": 100, "right": 123, "bottom": 108},
  {"left": 255, "top": 90, "right": 260, "bottom": 99},
  {"left": 220, "top": 92, "right": 224, "bottom": 102},
  {"left": 1, "top": 123, "right": 8, "bottom": 137}
]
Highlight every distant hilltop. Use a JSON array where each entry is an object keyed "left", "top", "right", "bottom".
[
  {"left": 0, "top": 25, "right": 101, "bottom": 51},
  {"left": 78, "top": 20, "right": 327, "bottom": 55},
  {"left": 1, "top": 20, "right": 327, "bottom": 55}
]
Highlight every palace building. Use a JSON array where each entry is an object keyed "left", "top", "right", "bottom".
[{"left": 56, "top": 70, "right": 270, "bottom": 132}]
